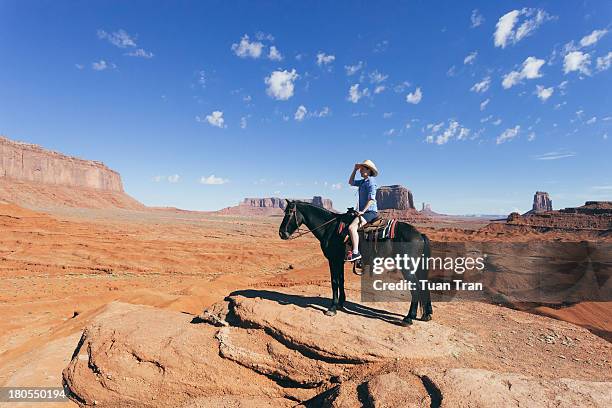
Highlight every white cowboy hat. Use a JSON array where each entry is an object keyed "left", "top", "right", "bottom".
[{"left": 359, "top": 160, "right": 379, "bottom": 177}]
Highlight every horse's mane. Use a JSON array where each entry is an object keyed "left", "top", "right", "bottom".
[{"left": 293, "top": 201, "right": 338, "bottom": 217}]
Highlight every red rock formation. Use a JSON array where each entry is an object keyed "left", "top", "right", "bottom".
[
  {"left": 218, "top": 196, "right": 334, "bottom": 215},
  {"left": 532, "top": 191, "right": 553, "bottom": 212},
  {"left": 508, "top": 201, "right": 612, "bottom": 231},
  {"left": 0, "top": 136, "right": 123, "bottom": 191},
  {"left": 0, "top": 136, "right": 144, "bottom": 210},
  {"left": 376, "top": 185, "right": 414, "bottom": 210}
]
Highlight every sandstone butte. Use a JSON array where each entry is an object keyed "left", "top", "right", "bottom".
[
  {"left": 0, "top": 136, "right": 144, "bottom": 210},
  {"left": 0, "top": 135, "right": 610, "bottom": 407}
]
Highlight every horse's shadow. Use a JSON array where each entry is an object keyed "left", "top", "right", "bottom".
[{"left": 229, "top": 289, "right": 408, "bottom": 326}]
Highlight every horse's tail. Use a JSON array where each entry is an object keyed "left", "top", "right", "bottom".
[{"left": 420, "top": 233, "right": 431, "bottom": 314}]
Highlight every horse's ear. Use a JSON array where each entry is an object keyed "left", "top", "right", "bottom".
[{"left": 285, "top": 199, "right": 292, "bottom": 206}]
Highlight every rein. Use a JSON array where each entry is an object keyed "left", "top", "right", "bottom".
[{"left": 285, "top": 206, "right": 337, "bottom": 240}]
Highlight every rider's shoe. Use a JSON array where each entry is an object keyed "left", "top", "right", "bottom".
[{"left": 346, "top": 252, "right": 362, "bottom": 262}]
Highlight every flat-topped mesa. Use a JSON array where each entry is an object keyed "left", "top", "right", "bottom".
[
  {"left": 376, "top": 185, "right": 415, "bottom": 210},
  {"left": 0, "top": 136, "right": 123, "bottom": 192},
  {"left": 532, "top": 191, "right": 553, "bottom": 212},
  {"left": 240, "top": 196, "right": 333, "bottom": 211},
  {"left": 241, "top": 197, "right": 285, "bottom": 209}
]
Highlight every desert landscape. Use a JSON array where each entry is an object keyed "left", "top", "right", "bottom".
[{"left": 0, "top": 136, "right": 609, "bottom": 407}]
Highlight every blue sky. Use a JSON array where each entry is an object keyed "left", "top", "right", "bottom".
[{"left": 1, "top": 1, "right": 611, "bottom": 214}]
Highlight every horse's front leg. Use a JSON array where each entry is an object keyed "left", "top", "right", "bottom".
[{"left": 325, "top": 258, "right": 341, "bottom": 316}]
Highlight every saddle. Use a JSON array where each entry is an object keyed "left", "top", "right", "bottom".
[{"left": 359, "top": 217, "right": 398, "bottom": 241}]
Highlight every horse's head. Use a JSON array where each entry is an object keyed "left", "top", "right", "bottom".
[{"left": 279, "top": 200, "right": 302, "bottom": 240}]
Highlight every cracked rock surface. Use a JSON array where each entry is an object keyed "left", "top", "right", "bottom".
[{"left": 64, "top": 285, "right": 611, "bottom": 407}]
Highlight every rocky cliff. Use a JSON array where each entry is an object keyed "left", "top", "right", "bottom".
[
  {"left": 376, "top": 185, "right": 415, "bottom": 210},
  {"left": 0, "top": 136, "right": 143, "bottom": 210},
  {"left": 531, "top": 191, "right": 553, "bottom": 212},
  {"left": 0, "top": 136, "right": 123, "bottom": 191}
]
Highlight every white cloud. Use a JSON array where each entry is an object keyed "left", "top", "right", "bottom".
[
  {"left": 75, "top": 64, "right": 84, "bottom": 70},
  {"left": 345, "top": 61, "right": 364, "bottom": 76},
  {"left": 494, "top": 8, "right": 552, "bottom": 48},
  {"left": 564, "top": 51, "right": 591, "bottom": 75},
  {"left": 152, "top": 175, "right": 163, "bottom": 182},
  {"left": 91, "top": 60, "right": 115, "bottom": 71},
  {"left": 197, "top": 111, "right": 226, "bottom": 128},
  {"left": 533, "top": 151, "right": 575, "bottom": 160},
  {"left": 255, "top": 32, "right": 275, "bottom": 41},
  {"left": 471, "top": 9, "right": 484, "bottom": 28},
  {"left": 316, "top": 52, "right": 335, "bottom": 67},
  {"left": 596, "top": 52, "right": 612, "bottom": 71},
  {"left": 240, "top": 116, "right": 248, "bottom": 129},
  {"left": 425, "top": 120, "right": 470, "bottom": 145},
  {"left": 294, "top": 105, "right": 307, "bottom": 121},
  {"left": 374, "top": 85, "right": 386, "bottom": 94},
  {"left": 464, "top": 51, "right": 478, "bottom": 65},
  {"left": 496, "top": 126, "right": 520, "bottom": 144},
  {"left": 383, "top": 112, "right": 393, "bottom": 119},
  {"left": 97, "top": 29, "right": 137, "bottom": 48},
  {"left": 125, "top": 48, "right": 154, "bottom": 58},
  {"left": 492, "top": 118, "right": 502, "bottom": 126},
  {"left": 265, "top": 69, "right": 298, "bottom": 100},
  {"left": 501, "top": 71, "right": 521, "bottom": 89},
  {"left": 200, "top": 175, "right": 229, "bottom": 185},
  {"left": 502, "top": 56, "right": 545, "bottom": 88},
  {"left": 383, "top": 128, "right": 396, "bottom": 136},
  {"left": 331, "top": 183, "right": 342, "bottom": 190},
  {"left": 580, "top": 29, "right": 608, "bottom": 47},
  {"left": 535, "top": 85, "right": 554, "bottom": 101},
  {"left": 406, "top": 87, "right": 422, "bottom": 104},
  {"left": 369, "top": 70, "right": 388, "bottom": 83},
  {"left": 471, "top": 76, "right": 491, "bottom": 93},
  {"left": 313, "top": 107, "right": 331, "bottom": 118},
  {"left": 522, "top": 56, "right": 546, "bottom": 78},
  {"left": 586, "top": 116, "right": 597, "bottom": 125},
  {"left": 231, "top": 35, "right": 264, "bottom": 58},
  {"left": 167, "top": 174, "right": 180, "bottom": 183},
  {"left": 527, "top": 132, "right": 536, "bottom": 141},
  {"left": 268, "top": 46, "right": 283, "bottom": 61},
  {"left": 480, "top": 98, "right": 490, "bottom": 111},
  {"left": 347, "top": 84, "right": 369, "bottom": 103}
]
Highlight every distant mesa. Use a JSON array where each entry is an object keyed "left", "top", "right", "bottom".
[
  {"left": 420, "top": 202, "right": 443, "bottom": 217},
  {"left": 0, "top": 135, "right": 144, "bottom": 210},
  {"left": 376, "top": 184, "right": 414, "bottom": 210},
  {"left": 508, "top": 198, "right": 612, "bottom": 232},
  {"left": 217, "top": 196, "right": 334, "bottom": 216}
]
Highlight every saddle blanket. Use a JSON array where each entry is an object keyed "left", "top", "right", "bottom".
[{"left": 363, "top": 219, "right": 398, "bottom": 241}]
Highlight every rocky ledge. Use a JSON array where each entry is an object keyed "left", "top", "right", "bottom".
[{"left": 63, "top": 285, "right": 611, "bottom": 407}]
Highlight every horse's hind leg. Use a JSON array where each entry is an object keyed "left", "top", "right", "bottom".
[{"left": 421, "top": 288, "right": 433, "bottom": 321}]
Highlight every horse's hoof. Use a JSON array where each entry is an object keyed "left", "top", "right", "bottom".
[
  {"left": 400, "top": 318, "right": 412, "bottom": 326},
  {"left": 421, "top": 314, "right": 432, "bottom": 322},
  {"left": 324, "top": 308, "right": 337, "bottom": 316}
]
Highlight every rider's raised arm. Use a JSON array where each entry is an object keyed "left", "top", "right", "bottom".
[{"left": 349, "top": 163, "right": 360, "bottom": 186}]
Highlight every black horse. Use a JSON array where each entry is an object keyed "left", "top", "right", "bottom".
[{"left": 279, "top": 200, "right": 432, "bottom": 326}]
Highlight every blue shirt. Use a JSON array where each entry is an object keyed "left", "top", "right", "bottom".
[{"left": 351, "top": 177, "right": 378, "bottom": 213}]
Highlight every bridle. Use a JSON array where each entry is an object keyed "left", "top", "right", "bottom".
[{"left": 283, "top": 206, "right": 338, "bottom": 240}]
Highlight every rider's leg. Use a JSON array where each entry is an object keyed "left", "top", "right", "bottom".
[{"left": 348, "top": 216, "right": 367, "bottom": 253}]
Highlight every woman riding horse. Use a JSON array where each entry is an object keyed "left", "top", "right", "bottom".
[
  {"left": 278, "top": 169, "right": 433, "bottom": 325},
  {"left": 346, "top": 160, "right": 379, "bottom": 262}
]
